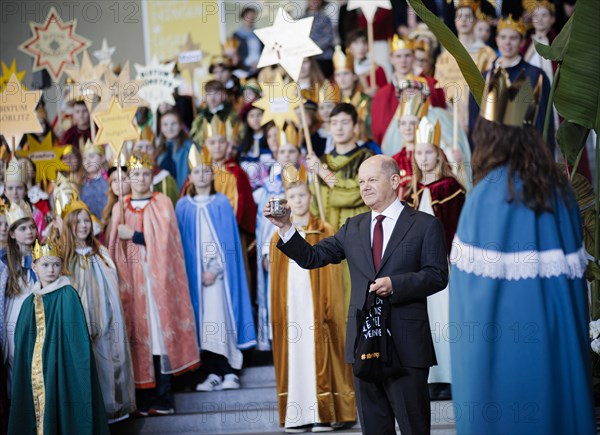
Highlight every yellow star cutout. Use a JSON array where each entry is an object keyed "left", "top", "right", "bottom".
[
  {"left": 178, "top": 33, "right": 204, "bottom": 75},
  {"left": 64, "top": 50, "right": 106, "bottom": 111},
  {"left": 252, "top": 73, "right": 300, "bottom": 128},
  {"left": 0, "top": 73, "right": 43, "bottom": 150},
  {"left": 93, "top": 97, "right": 139, "bottom": 155},
  {"left": 0, "top": 60, "right": 26, "bottom": 92},
  {"left": 17, "top": 133, "right": 69, "bottom": 185},
  {"left": 95, "top": 61, "right": 147, "bottom": 113}
]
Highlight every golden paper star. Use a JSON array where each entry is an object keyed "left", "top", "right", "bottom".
[
  {"left": 0, "top": 60, "right": 26, "bottom": 92},
  {"left": 17, "top": 133, "right": 69, "bottom": 185},
  {"left": 95, "top": 61, "right": 147, "bottom": 113},
  {"left": 254, "top": 8, "right": 323, "bottom": 82},
  {"left": 252, "top": 73, "right": 300, "bottom": 128},
  {"left": 0, "top": 73, "right": 43, "bottom": 150},
  {"left": 347, "top": 0, "right": 392, "bottom": 21},
  {"left": 93, "top": 97, "right": 139, "bottom": 155},
  {"left": 64, "top": 50, "right": 106, "bottom": 111},
  {"left": 178, "top": 33, "right": 204, "bottom": 75}
]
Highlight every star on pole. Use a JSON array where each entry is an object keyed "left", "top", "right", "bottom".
[
  {"left": 93, "top": 97, "right": 139, "bottom": 155},
  {"left": 134, "top": 56, "right": 182, "bottom": 113},
  {"left": 0, "top": 74, "right": 43, "bottom": 150},
  {"left": 95, "top": 61, "right": 147, "bottom": 113},
  {"left": 93, "top": 38, "right": 116, "bottom": 65},
  {"left": 346, "top": 0, "right": 392, "bottom": 21},
  {"left": 18, "top": 6, "right": 91, "bottom": 81},
  {"left": 252, "top": 73, "right": 300, "bottom": 128},
  {"left": 178, "top": 33, "right": 204, "bottom": 75},
  {"left": 254, "top": 8, "right": 323, "bottom": 82},
  {"left": 17, "top": 133, "right": 69, "bottom": 185},
  {"left": 64, "top": 50, "right": 106, "bottom": 111},
  {"left": 0, "top": 60, "right": 26, "bottom": 92}
]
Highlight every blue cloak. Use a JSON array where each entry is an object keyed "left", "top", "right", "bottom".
[
  {"left": 157, "top": 138, "right": 198, "bottom": 191},
  {"left": 176, "top": 193, "right": 257, "bottom": 350},
  {"left": 450, "top": 166, "right": 594, "bottom": 434}
]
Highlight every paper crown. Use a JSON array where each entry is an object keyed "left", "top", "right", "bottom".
[
  {"left": 455, "top": 0, "right": 479, "bottom": 12},
  {"left": 202, "top": 117, "right": 227, "bottom": 140},
  {"left": 333, "top": 45, "right": 354, "bottom": 73},
  {"left": 32, "top": 239, "right": 63, "bottom": 261},
  {"left": 4, "top": 156, "right": 27, "bottom": 185},
  {"left": 389, "top": 35, "right": 414, "bottom": 53},
  {"left": 6, "top": 201, "right": 34, "bottom": 228},
  {"left": 498, "top": 14, "right": 526, "bottom": 36},
  {"left": 415, "top": 117, "right": 441, "bottom": 146},
  {"left": 81, "top": 139, "right": 104, "bottom": 156},
  {"left": 55, "top": 192, "right": 89, "bottom": 219},
  {"left": 108, "top": 151, "right": 129, "bottom": 176},
  {"left": 226, "top": 119, "right": 241, "bottom": 143},
  {"left": 397, "top": 96, "right": 430, "bottom": 120},
  {"left": 223, "top": 37, "right": 240, "bottom": 51},
  {"left": 0, "top": 198, "right": 7, "bottom": 214},
  {"left": 188, "top": 146, "right": 209, "bottom": 169},
  {"left": 139, "top": 124, "right": 155, "bottom": 143},
  {"left": 523, "top": 0, "right": 556, "bottom": 14},
  {"left": 413, "top": 39, "right": 429, "bottom": 52},
  {"left": 127, "top": 153, "right": 154, "bottom": 172},
  {"left": 479, "top": 68, "right": 541, "bottom": 127},
  {"left": 278, "top": 124, "right": 301, "bottom": 148},
  {"left": 61, "top": 145, "right": 77, "bottom": 157},
  {"left": 317, "top": 80, "right": 341, "bottom": 104},
  {"left": 54, "top": 172, "right": 80, "bottom": 196}
]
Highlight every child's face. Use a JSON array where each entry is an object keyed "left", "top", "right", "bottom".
[
  {"left": 496, "top": 29, "right": 523, "bottom": 59},
  {"left": 205, "top": 135, "right": 228, "bottom": 162},
  {"left": 276, "top": 143, "right": 300, "bottom": 167},
  {"left": 0, "top": 215, "right": 8, "bottom": 244},
  {"left": 72, "top": 104, "right": 90, "bottom": 128},
  {"left": 189, "top": 165, "right": 214, "bottom": 190},
  {"left": 61, "top": 153, "right": 80, "bottom": 172},
  {"left": 474, "top": 20, "right": 491, "bottom": 42},
  {"left": 286, "top": 184, "right": 311, "bottom": 217},
  {"left": 247, "top": 108, "right": 263, "bottom": 131},
  {"left": 455, "top": 7, "right": 475, "bottom": 35},
  {"left": 133, "top": 140, "right": 155, "bottom": 158},
  {"left": 243, "top": 88, "right": 259, "bottom": 103},
  {"left": 82, "top": 152, "right": 105, "bottom": 175},
  {"left": 532, "top": 7, "right": 555, "bottom": 33},
  {"left": 74, "top": 209, "right": 92, "bottom": 241},
  {"left": 266, "top": 126, "right": 279, "bottom": 154},
  {"left": 205, "top": 89, "right": 225, "bottom": 110},
  {"left": 10, "top": 219, "right": 37, "bottom": 246},
  {"left": 318, "top": 101, "right": 337, "bottom": 123},
  {"left": 33, "top": 256, "right": 62, "bottom": 285},
  {"left": 212, "top": 66, "right": 231, "bottom": 83},
  {"left": 400, "top": 115, "right": 419, "bottom": 144},
  {"left": 350, "top": 38, "right": 368, "bottom": 60},
  {"left": 4, "top": 181, "right": 25, "bottom": 203},
  {"left": 414, "top": 142, "right": 439, "bottom": 173},
  {"left": 334, "top": 69, "right": 356, "bottom": 92},
  {"left": 128, "top": 168, "right": 153, "bottom": 195},
  {"left": 391, "top": 49, "right": 414, "bottom": 76},
  {"left": 111, "top": 170, "right": 131, "bottom": 196},
  {"left": 160, "top": 114, "right": 181, "bottom": 141},
  {"left": 330, "top": 112, "right": 357, "bottom": 145}
]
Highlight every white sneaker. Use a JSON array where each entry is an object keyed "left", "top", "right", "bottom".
[
  {"left": 196, "top": 373, "right": 223, "bottom": 392},
  {"left": 221, "top": 373, "right": 241, "bottom": 390}
]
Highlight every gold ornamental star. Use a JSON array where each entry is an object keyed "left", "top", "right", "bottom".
[
  {"left": 95, "top": 61, "right": 147, "bottom": 113},
  {"left": 178, "top": 33, "right": 204, "bottom": 75},
  {"left": 347, "top": 0, "right": 392, "bottom": 21},
  {"left": 252, "top": 73, "right": 300, "bottom": 128},
  {"left": 64, "top": 50, "right": 107, "bottom": 111},
  {"left": 17, "top": 133, "right": 69, "bottom": 185},
  {"left": 93, "top": 97, "right": 139, "bottom": 155},
  {"left": 0, "top": 73, "right": 43, "bottom": 150},
  {"left": 0, "top": 60, "right": 26, "bottom": 92}
]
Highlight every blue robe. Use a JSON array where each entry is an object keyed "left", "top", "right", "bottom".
[
  {"left": 468, "top": 59, "right": 555, "bottom": 151},
  {"left": 449, "top": 165, "right": 594, "bottom": 435},
  {"left": 176, "top": 193, "right": 257, "bottom": 352},
  {"left": 157, "top": 138, "right": 198, "bottom": 191}
]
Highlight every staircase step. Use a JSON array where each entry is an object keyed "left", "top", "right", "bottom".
[
  {"left": 175, "top": 386, "right": 277, "bottom": 414},
  {"left": 239, "top": 365, "right": 276, "bottom": 388}
]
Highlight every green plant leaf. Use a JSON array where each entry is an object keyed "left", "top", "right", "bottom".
[
  {"left": 535, "top": 15, "right": 572, "bottom": 62},
  {"left": 406, "top": 0, "right": 485, "bottom": 105},
  {"left": 556, "top": 121, "right": 590, "bottom": 163}
]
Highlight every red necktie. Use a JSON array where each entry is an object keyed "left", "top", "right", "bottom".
[{"left": 372, "top": 215, "right": 385, "bottom": 271}]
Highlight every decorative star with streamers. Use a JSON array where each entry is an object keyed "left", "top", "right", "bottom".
[
  {"left": 347, "top": 0, "right": 392, "bottom": 21},
  {"left": 0, "top": 74, "right": 43, "bottom": 149},
  {"left": 252, "top": 73, "right": 300, "bottom": 128}
]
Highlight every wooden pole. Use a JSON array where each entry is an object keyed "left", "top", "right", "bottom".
[
  {"left": 117, "top": 143, "right": 127, "bottom": 256},
  {"left": 367, "top": 18, "right": 376, "bottom": 90},
  {"left": 452, "top": 96, "right": 458, "bottom": 151}
]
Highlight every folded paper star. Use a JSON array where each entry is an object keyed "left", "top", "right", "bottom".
[
  {"left": 347, "top": 0, "right": 392, "bottom": 21},
  {"left": 18, "top": 6, "right": 91, "bottom": 81},
  {"left": 253, "top": 73, "right": 300, "bottom": 128},
  {"left": 0, "top": 74, "right": 43, "bottom": 149},
  {"left": 17, "top": 133, "right": 69, "bottom": 185},
  {"left": 93, "top": 97, "right": 139, "bottom": 155},
  {"left": 64, "top": 51, "right": 106, "bottom": 111},
  {"left": 95, "top": 61, "right": 147, "bottom": 113},
  {"left": 254, "top": 8, "right": 322, "bottom": 82},
  {"left": 0, "top": 60, "right": 26, "bottom": 92},
  {"left": 134, "top": 56, "right": 182, "bottom": 113}
]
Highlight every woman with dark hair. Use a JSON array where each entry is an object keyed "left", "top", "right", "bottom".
[{"left": 449, "top": 69, "right": 595, "bottom": 435}]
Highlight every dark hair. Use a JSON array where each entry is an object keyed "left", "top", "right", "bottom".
[
  {"left": 240, "top": 107, "right": 265, "bottom": 155},
  {"left": 6, "top": 217, "right": 38, "bottom": 298},
  {"left": 204, "top": 80, "right": 226, "bottom": 94},
  {"left": 241, "top": 6, "right": 257, "bottom": 19},
  {"left": 72, "top": 100, "right": 87, "bottom": 108},
  {"left": 330, "top": 103, "right": 358, "bottom": 124},
  {"left": 472, "top": 118, "right": 567, "bottom": 213},
  {"left": 346, "top": 29, "right": 368, "bottom": 46},
  {"left": 157, "top": 109, "right": 189, "bottom": 154}
]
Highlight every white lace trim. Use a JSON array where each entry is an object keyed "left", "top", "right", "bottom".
[{"left": 450, "top": 236, "right": 588, "bottom": 281}]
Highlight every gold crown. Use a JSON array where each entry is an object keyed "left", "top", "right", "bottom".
[
  {"left": 6, "top": 201, "right": 33, "bottom": 228},
  {"left": 498, "top": 14, "right": 526, "bottom": 36},
  {"left": 225, "top": 119, "right": 241, "bottom": 143},
  {"left": 62, "top": 145, "right": 76, "bottom": 157},
  {"left": 139, "top": 124, "right": 155, "bottom": 143},
  {"left": 397, "top": 96, "right": 430, "bottom": 120},
  {"left": 81, "top": 139, "right": 104, "bottom": 156},
  {"left": 413, "top": 39, "right": 429, "bottom": 52},
  {"left": 317, "top": 80, "right": 341, "bottom": 104},
  {"left": 223, "top": 37, "right": 240, "bottom": 51},
  {"left": 4, "top": 156, "right": 27, "bottom": 185},
  {"left": 0, "top": 198, "right": 7, "bottom": 214},
  {"left": 389, "top": 34, "right": 414, "bottom": 53},
  {"left": 523, "top": 0, "right": 555, "bottom": 14},
  {"left": 55, "top": 192, "right": 90, "bottom": 219},
  {"left": 32, "top": 239, "right": 63, "bottom": 261},
  {"left": 109, "top": 151, "right": 129, "bottom": 170},
  {"left": 210, "top": 55, "right": 233, "bottom": 69},
  {"left": 127, "top": 153, "right": 154, "bottom": 172},
  {"left": 480, "top": 68, "right": 541, "bottom": 127},
  {"left": 333, "top": 45, "right": 354, "bottom": 72},
  {"left": 415, "top": 117, "right": 441, "bottom": 146},
  {"left": 202, "top": 116, "right": 227, "bottom": 140},
  {"left": 188, "top": 146, "right": 210, "bottom": 169},
  {"left": 278, "top": 123, "right": 301, "bottom": 148},
  {"left": 456, "top": 0, "right": 479, "bottom": 12}
]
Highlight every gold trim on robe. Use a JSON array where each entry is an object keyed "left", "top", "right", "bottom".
[{"left": 32, "top": 295, "right": 46, "bottom": 435}]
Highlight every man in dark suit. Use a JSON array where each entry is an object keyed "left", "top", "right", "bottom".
[{"left": 264, "top": 155, "right": 448, "bottom": 435}]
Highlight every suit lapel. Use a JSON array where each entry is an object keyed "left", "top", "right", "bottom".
[
  {"left": 359, "top": 213, "right": 376, "bottom": 277},
  {"left": 377, "top": 207, "right": 416, "bottom": 275}
]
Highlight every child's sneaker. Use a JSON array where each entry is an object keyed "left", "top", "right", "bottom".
[
  {"left": 196, "top": 373, "right": 223, "bottom": 392},
  {"left": 221, "top": 373, "right": 241, "bottom": 390}
]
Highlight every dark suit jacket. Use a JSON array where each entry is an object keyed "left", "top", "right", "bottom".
[{"left": 278, "top": 206, "right": 448, "bottom": 368}]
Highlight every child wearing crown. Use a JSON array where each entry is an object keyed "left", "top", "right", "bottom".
[
  {"left": 80, "top": 140, "right": 109, "bottom": 220},
  {"left": 108, "top": 153, "right": 199, "bottom": 415},
  {"left": 268, "top": 181, "right": 356, "bottom": 432},
  {"left": 55, "top": 194, "right": 136, "bottom": 422},
  {"left": 100, "top": 154, "right": 131, "bottom": 245},
  {"left": 7, "top": 239, "right": 110, "bottom": 434},
  {"left": 176, "top": 148, "right": 256, "bottom": 391},
  {"left": 403, "top": 117, "right": 465, "bottom": 401}
]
